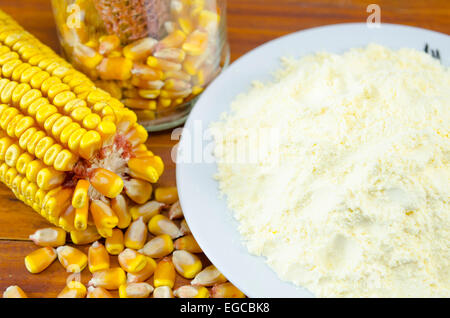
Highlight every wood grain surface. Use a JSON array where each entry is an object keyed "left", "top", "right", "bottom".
[{"left": 0, "top": 0, "right": 448, "bottom": 297}]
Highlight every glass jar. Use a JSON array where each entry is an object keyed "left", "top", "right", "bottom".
[{"left": 51, "top": 0, "right": 229, "bottom": 131}]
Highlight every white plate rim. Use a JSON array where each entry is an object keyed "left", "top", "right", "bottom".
[{"left": 176, "top": 23, "right": 450, "bottom": 298}]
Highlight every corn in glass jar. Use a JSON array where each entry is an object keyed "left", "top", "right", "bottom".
[{"left": 51, "top": 0, "right": 229, "bottom": 131}]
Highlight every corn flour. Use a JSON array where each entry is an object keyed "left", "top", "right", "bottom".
[{"left": 211, "top": 44, "right": 449, "bottom": 297}]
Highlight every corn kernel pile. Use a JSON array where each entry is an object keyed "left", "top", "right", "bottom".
[
  {"left": 3, "top": 186, "right": 245, "bottom": 299},
  {"left": 52, "top": 0, "right": 227, "bottom": 124},
  {"left": 0, "top": 8, "right": 241, "bottom": 299}
]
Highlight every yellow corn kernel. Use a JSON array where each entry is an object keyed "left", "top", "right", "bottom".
[
  {"left": 56, "top": 245, "right": 88, "bottom": 273},
  {"left": 174, "top": 285, "right": 210, "bottom": 298},
  {"left": 154, "top": 186, "right": 178, "bottom": 204},
  {"left": 153, "top": 257, "right": 176, "bottom": 288},
  {"left": 98, "top": 35, "right": 121, "bottom": 55},
  {"left": 139, "top": 234, "right": 174, "bottom": 258},
  {"left": 26, "top": 130, "right": 45, "bottom": 155},
  {"left": 70, "top": 226, "right": 101, "bottom": 245},
  {"left": 134, "top": 110, "right": 155, "bottom": 121},
  {"left": 160, "top": 88, "right": 191, "bottom": 99},
  {"left": 51, "top": 116, "right": 72, "bottom": 138},
  {"left": 126, "top": 257, "right": 157, "bottom": 284},
  {"left": 4, "top": 167, "right": 18, "bottom": 186},
  {"left": 89, "top": 267, "right": 126, "bottom": 290},
  {"left": 52, "top": 90, "right": 76, "bottom": 108},
  {"left": 89, "top": 168, "right": 123, "bottom": 199},
  {"left": 59, "top": 205, "right": 76, "bottom": 232},
  {"left": 43, "top": 143, "right": 63, "bottom": 167},
  {"left": 82, "top": 113, "right": 101, "bottom": 130},
  {"left": 2, "top": 285, "right": 28, "bottom": 298},
  {"left": 164, "top": 78, "right": 191, "bottom": 91},
  {"left": 154, "top": 48, "right": 186, "bottom": 63},
  {"left": 147, "top": 56, "right": 181, "bottom": 72},
  {"left": 73, "top": 204, "right": 88, "bottom": 231},
  {"left": 118, "top": 248, "right": 147, "bottom": 274},
  {"left": 70, "top": 106, "right": 91, "bottom": 122},
  {"left": 111, "top": 194, "right": 131, "bottom": 229},
  {"left": 137, "top": 88, "right": 160, "bottom": 99},
  {"left": 33, "top": 188, "right": 46, "bottom": 212},
  {"left": 47, "top": 83, "right": 70, "bottom": 102},
  {"left": 174, "top": 234, "right": 202, "bottom": 254},
  {"left": 124, "top": 217, "right": 147, "bottom": 250},
  {"left": 63, "top": 98, "right": 86, "bottom": 114},
  {"left": 73, "top": 44, "right": 103, "bottom": 69},
  {"left": 4, "top": 143, "right": 22, "bottom": 167},
  {"left": 54, "top": 149, "right": 78, "bottom": 171},
  {"left": 178, "top": 17, "right": 194, "bottom": 34},
  {"left": 59, "top": 122, "right": 80, "bottom": 146},
  {"left": 24, "top": 246, "right": 57, "bottom": 274},
  {"left": 128, "top": 156, "right": 163, "bottom": 183},
  {"left": 15, "top": 152, "right": 33, "bottom": 174},
  {"left": 119, "top": 282, "right": 153, "bottom": 298},
  {"left": 123, "top": 37, "right": 158, "bottom": 61},
  {"left": 6, "top": 113, "right": 24, "bottom": 137},
  {"left": 40, "top": 77, "right": 62, "bottom": 96},
  {"left": 86, "top": 286, "right": 113, "bottom": 298},
  {"left": 131, "top": 77, "right": 164, "bottom": 90},
  {"left": 34, "top": 136, "right": 54, "bottom": 159},
  {"left": 90, "top": 199, "right": 118, "bottom": 229},
  {"left": 123, "top": 98, "right": 156, "bottom": 110},
  {"left": 88, "top": 241, "right": 110, "bottom": 273},
  {"left": 27, "top": 69, "right": 48, "bottom": 88},
  {"left": 124, "top": 178, "right": 152, "bottom": 204},
  {"left": 131, "top": 63, "right": 164, "bottom": 81},
  {"left": 159, "top": 30, "right": 186, "bottom": 49},
  {"left": 153, "top": 286, "right": 174, "bottom": 298},
  {"left": 172, "top": 250, "right": 202, "bottom": 279},
  {"left": 0, "top": 136, "right": 13, "bottom": 159},
  {"left": 29, "top": 227, "right": 66, "bottom": 247},
  {"left": 36, "top": 167, "right": 65, "bottom": 190},
  {"left": 96, "top": 120, "right": 116, "bottom": 141},
  {"left": 72, "top": 179, "right": 89, "bottom": 209},
  {"left": 25, "top": 159, "right": 44, "bottom": 182},
  {"left": 148, "top": 214, "right": 182, "bottom": 239},
  {"left": 168, "top": 201, "right": 183, "bottom": 220},
  {"left": 79, "top": 130, "right": 101, "bottom": 159},
  {"left": 67, "top": 127, "right": 86, "bottom": 153},
  {"left": 97, "top": 57, "right": 132, "bottom": 81},
  {"left": 27, "top": 98, "right": 49, "bottom": 118},
  {"left": 57, "top": 281, "right": 87, "bottom": 298},
  {"left": 96, "top": 226, "right": 112, "bottom": 238},
  {"left": 191, "top": 265, "right": 227, "bottom": 286},
  {"left": 129, "top": 200, "right": 164, "bottom": 222},
  {"left": 0, "top": 107, "right": 19, "bottom": 129},
  {"left": 105, "top": 228, "right": 124, "bottom": 255},
  {"left": 211, "top": 282, "right": 245, "bottom": 298},
  {"left": 197, "top": 9, "right": 220, "bottom": 30},
  {"left": 14, "top": 116, "right": 35, "bottom": 138},
  {"left": 182, "top": 54, "right": 205, "bottom": 76},
  {"left": 43, "top": 187, "right": 73, "bottom": 220},
  {"left": 2, "top": 60, "right": 22, "bottom": 80}
]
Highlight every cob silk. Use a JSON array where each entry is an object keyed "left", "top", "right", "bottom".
[{"left": 0, "top": 10, "right": 164, "bottom": 240}]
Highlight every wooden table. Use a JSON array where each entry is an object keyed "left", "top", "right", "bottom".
[{"left": 0, "top": 0, "right": 448, "bottom": 297}]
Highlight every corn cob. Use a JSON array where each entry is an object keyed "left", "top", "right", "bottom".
[{"left": 0, "top": 11, "right": 163, "bottom": 238}]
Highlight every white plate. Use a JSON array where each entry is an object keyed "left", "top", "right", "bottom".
[{"left": 176, "top": 23, "right": 450, "bottom": 298}]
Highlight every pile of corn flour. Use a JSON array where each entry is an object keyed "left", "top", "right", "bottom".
[{"left": 210, "top": 44, "right": 449, "bottom": 297}]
